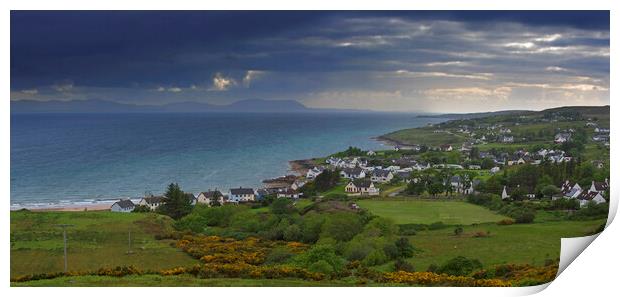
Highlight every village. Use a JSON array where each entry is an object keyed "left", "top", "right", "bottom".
[{"left": 110, "top": 109, "right": 610, "bottom": 213}]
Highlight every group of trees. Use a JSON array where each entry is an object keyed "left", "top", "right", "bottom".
[
  {"left": 404, "top": 169, "right": 475, "bottom": 197},
  {"left": 300, "top": 169, "right": 341, "bottom": 197}
]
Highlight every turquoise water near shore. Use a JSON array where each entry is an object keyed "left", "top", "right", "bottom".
[{"left": 11, "top": 112, "right": 444, "bottom": 208}]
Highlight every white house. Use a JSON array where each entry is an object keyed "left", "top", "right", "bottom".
[
  {"left": 594, "top": 127, "right": 610, "bottom": 133},
  {"left": 276, "top": 188, "right": 301, "bottom": 199},
  {"left": 139, "top": 196, "right": 165, "bottom": 210},
  {"left": 110, "top": 199, "right": 135, "bottom": 212},
  {"left": 589, "top": 180, "right": 609, "bottom": 195},
  {"left": 290, "top": 180, "right": 307, "bottom": 191},
  {"left": 554, "top": 133, "right": 571, "bottom": 143},
  {"left": 577, "top": 191, "right": 606, "bottom": 207},
  {"left": 468, "top": 165, "right": 481, "bottom": 170},
  {"left": 341, "top": 167, "right": 366, "bottom": 179},
  {"left": 345, "top": 180, "right": 380, "bottom": 196},
  {"left": 490, "top": 167, "right": 501, "bottom": 174},
  {"left": 367, "top": 150, "right": 376, "bottom": 156},
  {"left": 196, "top": 190, "right": 224, "bottom": 206},
  {"left": 306, "top": 167, "right": 324, "bottom": 179},
  {"left": 229, "top": 187, "right": 256, "bottom": 202},
  {"left": 370, "top": 169, "right": 394, "bottom": 183}
]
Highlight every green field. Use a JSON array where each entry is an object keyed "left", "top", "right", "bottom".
[
  {"left": 382, "top": 128, "right": 466, "bottom": 146},
  {"left": 403, "top": 219, "right": 604, "bottom": 270},
  {"left": 357, "top": 200, "right": 510, "bottom": 225},
  {"left": 10, "top": 211, "right": 198, "bottom": 278}
]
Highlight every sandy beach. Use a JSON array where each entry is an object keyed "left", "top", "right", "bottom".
[{"left": 14, "top": 202, "right": 114, "bottom": 212}]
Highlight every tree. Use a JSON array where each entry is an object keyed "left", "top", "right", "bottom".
[
  {"left": 541, "top": 185, "right": 561, "bottom": 198},
  {"left": 158, "top": 183, "right": 193, "bottom": 219},
  {"left": 394, "top": 237, "right": 414, "bottom": 258},
  {"left": 428, "top": 182, "right": 444, "bottom": 197},
  {"left": 270, "top": 198, "right": 295, "bottom": 215},
  {"left": 405, "top": 180, "right": 426, "bottom": 195},
  {"left": 314, "top": 169, "right": 340, "bottom": 192}
]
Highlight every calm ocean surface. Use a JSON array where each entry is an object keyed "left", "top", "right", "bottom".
[{"left": 11, "top": 112, "right": 444, "bottom": 208}]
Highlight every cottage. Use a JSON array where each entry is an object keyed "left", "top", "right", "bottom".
[
  {"left": 340, "top": 167, "right": 366, "bottom": 179},
  {"left": 576, "top": 191, "right": 606, "bottom": 207},
  {"left": 345, "top": 179, "right": 380, "bottom": 196},
  {"left": 110, "top": 199, "right": 135, "bottom": 213},
  {"left": 440, "top": 144, "right": 453, "bottom": 152},
  {"left": 370, "top": 169, "right": 394, "bottom": 183},
  {"left": 594, "top": 127, "right": 610, "bottom": 133},
  {"left": 185, "top": 193, "right": 197, "bottom": 205},
  {"left": 561, "top": 182, "right": 582, "bottom": 199},
  {"left": 290, "top": 180, "right": 307, "bottom": 191},
  {"left": 139, "top": 195, "right": 165, "bottom": 210},
  {"left": 490, "top": 166, "right": 501, "bottom": 174},
  {"left": 197, "top": 190, "right": 223, "bottom": 205},
  {"left": 589, "top": 180, "right": 609, "bottom": 195},
  {"left": 229, "top": 187, "right": 256, "bottom": 202},
  {"left": 395, "top": 171, "right": 413, "bottom": 183},
  {"left": 500, "top": 135, "right": 514, "bottom": 143},
  {"left": 554, "top": 133, "right": 571, "bottom": 143},
  {"left": 468, "top": 165, "right": 481, "bottom": 170},
  {"left": 367, "top": 150, "right": 376, "bottom": 156},
  {"left": 276, "top": 188, "right": 301, "bottom": 199},
  {"left": 449, "top": 176, "right": 463, "bottom": 191},
  {"left": 306, "top": 167, "right": 324, "bottom": 179},
  {"left": 460, "top": 142, "right": 473, "bottom": 152}
]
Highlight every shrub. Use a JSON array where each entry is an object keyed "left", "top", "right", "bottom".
[
  {"left": 394, "top": 258, "right": 415, "bottom": 272},
  {"left": 428, "top": 221, "right": 447, "bottom": 230},
  {"left": 363, "top": 250, "right": 389, "bottom": 266},
  {"left": 292, "top": 244, "right": 346, "bottom": 273},
  {"left": 513, "top": 210, "right": 536, "bottom": 224},
  {"left": 394, "top": 237, "right": 415, "bottom": 258},
  {"left": 427, "top": 264, "right": 439, "bottom": 273},
  {"left": 497, "top": 219, "right": 514, "bottom": 225},
  {"left": 454, "top": 227, "right": 464, "bottom": 235},
  {"left": 436, "top": 256, "right": 483, "bottom": 276},
  {"left": 264, "top": 247, "right": 296, "bottom": 265},
  {"left": 309, "top": 260, "right": 334, "bottom": 275}
]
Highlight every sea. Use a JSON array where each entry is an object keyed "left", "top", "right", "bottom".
[{"left": 10, "top": 112, "right": 446, "bottom": 209}]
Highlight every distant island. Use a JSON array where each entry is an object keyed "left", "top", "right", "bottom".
[{"left": 10, "top": 98, "right": 370, "bottom": 113}]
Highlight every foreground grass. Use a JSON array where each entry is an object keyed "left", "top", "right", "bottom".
[
  {"left": 11, "top": 275, "right": 355, "bottom": 287},
  {"left": 10, "top": 211, "right": 198, "bottom": 278},
  {"left": 357, "top": 199, "right": 510, "bottom": 225}
]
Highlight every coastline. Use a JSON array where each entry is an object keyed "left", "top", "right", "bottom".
[{"left": 12, "top": 126, "right": 402, "bottom": 212}]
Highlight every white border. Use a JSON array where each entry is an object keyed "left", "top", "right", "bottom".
[{"left": 3, "top": 1, "right": 616, "bottom": 296}]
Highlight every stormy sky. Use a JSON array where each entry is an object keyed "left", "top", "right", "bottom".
[{"left": 10, "top": 11, "right": 610, "bottom": 112}]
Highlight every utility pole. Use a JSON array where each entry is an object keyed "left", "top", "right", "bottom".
[
  {"left": 55, "top": 224, "right": 74, "bottom": 273},
  {"left": 127, "top": 230, "right": 133, "bottom": 254}
]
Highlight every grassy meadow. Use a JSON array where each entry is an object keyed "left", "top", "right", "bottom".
[
  {"left": 10, "top": 211, "right": 198, "bottom": 278},
  {"left": 356, "top": 199, "right": 510, "bottom": 225}
]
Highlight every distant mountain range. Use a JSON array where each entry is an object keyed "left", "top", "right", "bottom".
[{"left": 10, "top": 99, "right": 363, "bottom": 113}]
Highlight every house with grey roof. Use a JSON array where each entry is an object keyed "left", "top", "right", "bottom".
[
  {"left": 229, "top": 187, "right": 256, "bottom": 202},
  {"left": 111, "top": 199, "right": 135, "bottom": 213}
]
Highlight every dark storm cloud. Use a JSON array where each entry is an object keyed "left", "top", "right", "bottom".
[{"left": 10, "top": 11, "right": 609, "bottom": 112}]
